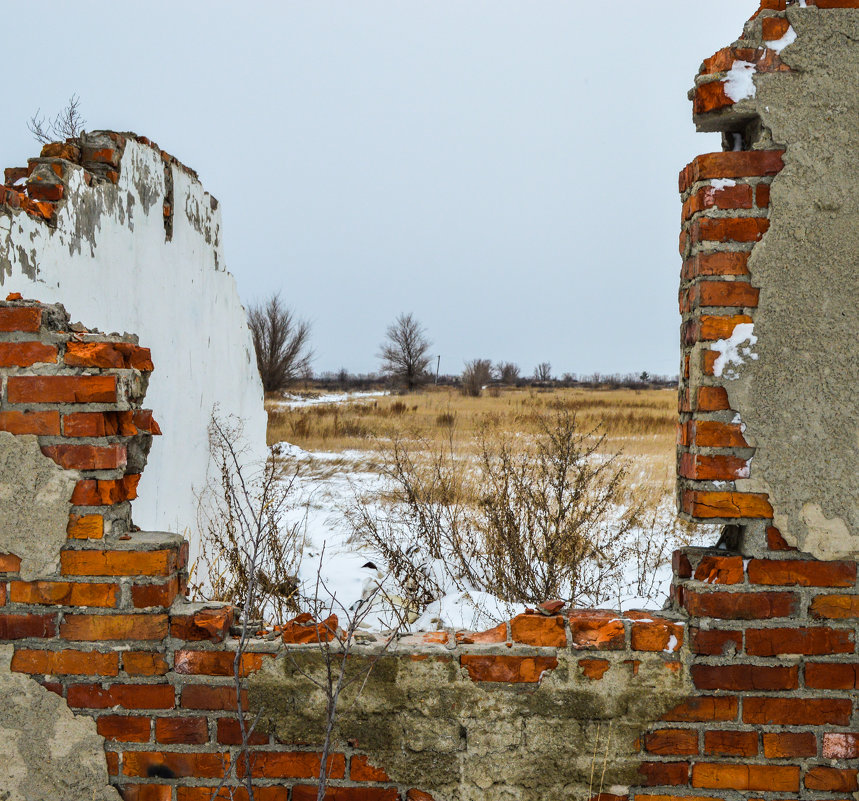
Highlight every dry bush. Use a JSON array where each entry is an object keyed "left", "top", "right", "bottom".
[
  {"left": 496, "top": 362, "right": 520, "bottom": 385},
  {"left": 191, "top": 414, "right": 304, "bottom": 623},
  {"left": 347, "top": 410, "right": 658, "bottom": 610},
  {"left": 28, "top": 94, "right": 85, "bottom": 143},
  {"left": 461, "top": 359, "right": 493, "bottom": 397},
  {"left": 378, "top": 312, "right": 432, "bottom": 391}
]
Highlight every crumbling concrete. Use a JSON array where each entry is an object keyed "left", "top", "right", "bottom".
[
  {"left": 0, "top": 645, "right": 119, "bottom": 801},
  {"left": 249, "top": 647, "right": 691, "bottom": 801},
  {"left": 727, "top": 8, "right": 859, "bottom": 557},
  {"left": 0, "top": 432, "right": 78, "bottom": 580}
]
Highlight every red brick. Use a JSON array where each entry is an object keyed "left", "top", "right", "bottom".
[
  {"left": 680, "top": 151, "right": 785, "bottom": 193},
  {"left": 766, "top": 525, "right": 795, "bottom": 551},
  {"left": 695, "top": 280, "right": 761, "bottom": 309},
  {"left": 568, "top": 610, "right": 625, "bottom": 649},
  {"left": 691, "top": 763, "right": 799, "bottom": 792},
  {"left": 67, "top": 682, "right": 175, "bottom": 710},
  {"left": 131, "top": 578, "right": 179, "bottom": 608},
  {"left": 638, "top": 762, "right": 690, "bottom": 786},
  {"left": 629, "top": 615, "right": 683, "bottom": 652},
  {"left": 804, "top": 662, "right": 859, "bottom": 689},
  {"left": 0, "top": 306, "right": 41, "bottom": 332},
  {"left": 10, "top": 579, "right": 118, "bottom": 607},
  {"left": 67, "top": 514, "right": 104, "bottom": 539},
  {"left": 699, "top": 314, "right": 754, "bottom": 341},
  {"left": 823, "top": 733, "right": 859, "bottom": 759},
  {"left": 673, "top": 550, "right": 693, "bottom": 579},
  {"left": 693, "top": 80, "right": 736, "bottom": 115},
  {"left": 10, "top": 648, "right": 118, "bottom": 676},
  {"left": 406, "top": 793, "right": 434, "bottom": 801},
  {"left": 97, "top": 714, "right": 151, "bottom": 742},
  {"left": 662, "top": 696, "right": 738, "bottom": 722},
  {"left": 181, "top": 684, "right": 247, "bottom": 711},
  {"left": 175, "top": 791, "right": 282, "bottom": 801},
  {"left": 696, "top": 386, "right": 732, "bottom": 411},
  {"left": 756, "top": 182, "right": 771, "bottom": 208},
  {"left": 644, "top": 729, "right": 699, "bottom": 756},
  {"left": 69, "top": 474, "right": 140, "bottom": 506},
  {"left": 693, "top": 555, "right": 744, "bottom": 584},
  {"left": 0, "top": 410, "right": 60, "bottom": 435},
  {"left": 41, "top": 443, "right": 126, "bottom": 471},
  {"left": 63, "top": 410, "right": 137, "bottom": 437},
  {"left": 124, "top": 651, "right": 170, "bottom": 676},
  {"left": 455, "top": 622, "right": 507, "bottom": 644},
  {"left": 764, "top": 731, "right": 817, "bottom": 758},
  {"left": 682, "top": 183, "right": 754, "bottom": 220},
  {"left": 809, "top": 594, "right": 859, "bottom": 619},
  {"left": 682, "top": 420, "right": 749, "bottom": 448},
  {"left": 122, "top": 750, "right": 229, "bottom": 778},
  {"left": 7, "top": 375, "right": 116, "bottom": 404},
  {"left": 692, "top": 663, "right": 797, "bottom": 691},
  {"left": 170, "top": 607, "right": 234, "bottom": 642},
  {"left": 762, "top": 16, "right": 791, "bottom": 40},
  {"left": 805, "top": 767, "right": 858, "bottom": 792},
  {"left": 0, "top": 613, "right": 56, "bottom": 639},
  {"left": 216, "top": 716, "right": 269, "bottom": 745},
  {"left": 745, "top": 626, "right": 854, "bottom": 655},
  {"left": 460, "top": 654, "right": 558, "bottom": 683},
  {"left": 682, "top": 491, "right": 773, "bottom": 520},
  {"left": 682, "top": 590, "right": 797, "bottom": 620},
  {"left": 748, "top": 558, "right": 856, "bottom": 587},
  {"left": 351, "top": 755, "right": 391, "bottom": 782},
  {"left": 682, "top": 251, "right": 750, "bottom": 280},
  {"left": 743, "top": 696, "right": 851, "bottom": 726},
  {"left": 704, "top": 730, "right": 757, "bottom": 757},
  {"left": 60, "top": 613, "right": 167, "bottom": 641},
  {"left": 680, "top": 453, "right": 750, "bottom": 481},
  {"left": 236, "top": 751, "right": 346, "bottom": 779},
  {"left": 64, "top": 341, "right": 154, "bottom": 371},
  {"left": 155, "top": 716, "right": 208, "bottom": 744},
  {"left": 0, "top": 553, "right": 21, "bottom": 573},
  {"left": 173, "top": 650, "right": 264, "bottom": 677},
  {"left": 578, "top": 658, "right": 610, "bottom": 680},
  {"left": 0, "top": 341, "right": 57, "bottom": 367},
  {"left": 60, "top": 547, "right": 175, "bottom": 577},
  {"left": 510, "top": 613, "right": 566, "bottom": 647}
]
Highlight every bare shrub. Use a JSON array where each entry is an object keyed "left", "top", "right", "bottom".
[
  {"left": 192, "top": 414, "right": 304, "bottom": 624},
  {"left": 248, "top": 293, "right": 313, "bottom": 393},
  {"left": 378, "top": 312, "right": 432, "bottom": 391},
  {"left": 461, "top": 358, "right": 493, "bottom": 397},
  {"left": 28, "top": 95, "right": 86, "bottom": 144},
  {"left": 347, "top": 410, "right": 648, "bottom": 610},
  {"left": 496, "top": 361, "right": 521, "bottom": 385}
]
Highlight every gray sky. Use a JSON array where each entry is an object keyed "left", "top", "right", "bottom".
[{"left": 3, "top": 1, "right": 758, "bottom": 377}]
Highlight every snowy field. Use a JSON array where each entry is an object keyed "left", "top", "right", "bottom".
[{"left": 270, "top": 393, "right": 715, "bottom": 633}]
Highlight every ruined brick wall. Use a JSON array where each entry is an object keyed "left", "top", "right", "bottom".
[{"left": 1, "top": 1, "right": 858, "bottom": 799}]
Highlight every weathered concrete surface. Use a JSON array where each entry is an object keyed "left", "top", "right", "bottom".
[
  {"left": 0, "top": 432, "right": 78, "bottom": 579},
  {"left": 727, "top": 8, "right": 859, "bottom": 558},
  {"left": 0, "top": 646, "right": 119, "bottom": 801},
  {"left": 249, "top": 647, "right": 691, "bottom": 800}
]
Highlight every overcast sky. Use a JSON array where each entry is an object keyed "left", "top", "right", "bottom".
[{"left": 3, "top": 1, "right": 758, "bottom": 377}]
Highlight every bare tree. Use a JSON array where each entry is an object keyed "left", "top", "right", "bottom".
[
  {"left": 461, "top": 359, "right": 493, "bottom": 397},
  {"left": 248, "top": 293, "right": 313, "bottom": 393},
  {"left": 533, "top": 362, "right": 553, "bottom": 382},
  {"left": 28, "top": 95, "right": 86, "bottom": 144},
  {"left": 495, "top": 362, "right": 520, "bottom": 385},
  {"left": 378, "top": 312, "right": 432, "bottom": 391}
]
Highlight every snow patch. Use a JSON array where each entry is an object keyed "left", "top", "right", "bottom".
[
  {"left": 711, "top": 323, "right": 758, "bottom": 380},
  {"left": 723, "top": 61, "right": 757, "bottom": 102},
  {"left": 766, "top": 25, "right": 797, "bottom": 53},
  {"left": 710, "top": 179, "right": 737, "bottom": 191}
]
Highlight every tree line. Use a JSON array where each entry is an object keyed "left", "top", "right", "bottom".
[{"left": 248, "top": 295, "right": 676, "bottom": 395}]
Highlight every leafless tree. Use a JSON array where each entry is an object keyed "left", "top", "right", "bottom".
[
  {"left": 495, "top": 362, "right": 520, "bottom": 385},
  {"left": 533, "top": 362, "right": 553, "bottom": 382},
  {"left": 461, "top": 359, "right": 493, "bottom": 397},
  {"left": 28, "top": 95, "right": 86, "bottom": 144},
  {"left": 248, "top": 293, "right": 313, "bottom": 393},
  {"left": 378, "top": 312, "right": 432, "bottom": 391}
]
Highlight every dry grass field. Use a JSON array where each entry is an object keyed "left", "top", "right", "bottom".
[{"left": 266, "top": 386, "right": 677, "bottom": 496}]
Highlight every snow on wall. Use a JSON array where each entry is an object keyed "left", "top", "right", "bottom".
[{"left": 0, "top": 134, "right": 266, "bottom": 538}]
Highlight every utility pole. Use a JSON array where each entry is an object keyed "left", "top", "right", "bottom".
[{"left": 435, "top": 355, "right": 441, "bottom": 384}]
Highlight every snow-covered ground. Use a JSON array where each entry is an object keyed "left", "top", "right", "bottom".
[
  {"left": 273, "top": 439, "right": 713, "bottom": 633},
  {"left": 270, "top": 391, "right": 389, "bottom": 409}
]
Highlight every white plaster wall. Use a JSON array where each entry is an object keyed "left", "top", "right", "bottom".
[{"left": 0, "top": 139, "right": 266, "bottom": 539}]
